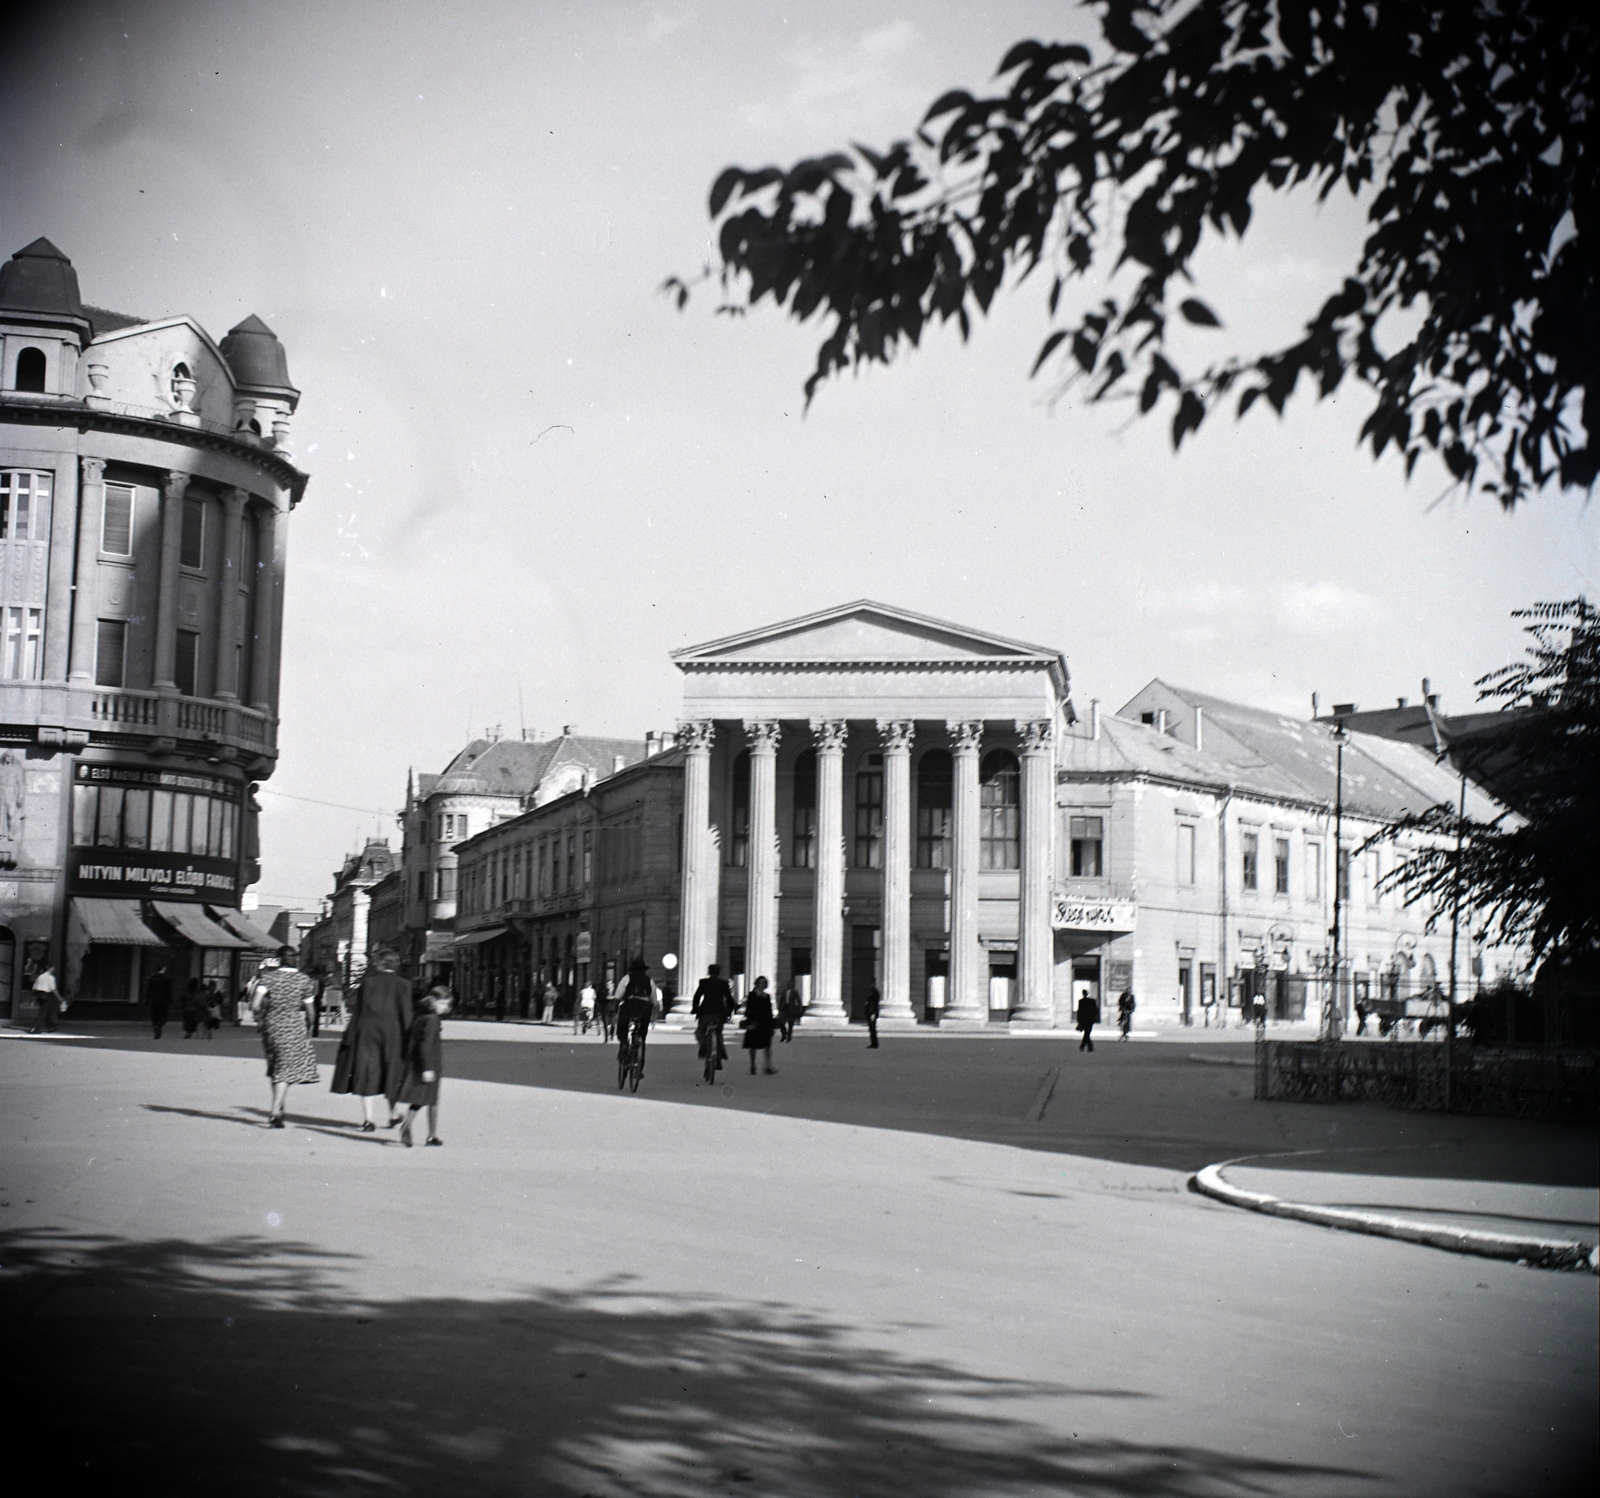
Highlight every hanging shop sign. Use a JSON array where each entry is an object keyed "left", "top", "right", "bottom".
[{"left": 67, "top": 850, "right": 240, "bottom": 902}]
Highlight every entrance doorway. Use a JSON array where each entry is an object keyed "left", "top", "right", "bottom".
[
  {"left": 924, "top": 948, "right": 948, "bottom": 1023},
  {"left": 0, "top": 926, "right": 13, "bottom": 1019},
  {"left": 987, "top": 952, "right": 1016, "bottom": 1021},
  {"left": 1072, "top": 957, "right": 1101, "bottom": 1017},
  {"left": 1178, "top": 961, "right": 1193, "bottom": 1025},
  {"left": 849, "top": 926, "right": 879, "bottom": 1022}
]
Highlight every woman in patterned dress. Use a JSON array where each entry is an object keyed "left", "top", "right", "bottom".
[{"left": 252, "top": 947, "right": 321, "bottom": 1128}]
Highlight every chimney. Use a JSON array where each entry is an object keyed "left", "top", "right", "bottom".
[
  {"left": 1090, "top": 699, "right": 1101, "bottom": 740},
  {"left": 1397, "top": 697, "right": 1409, "bottom": 709},
  {"left": 1193, "top": 706, "right": 1204, "bottom": 751},
  {"left": 563, "top": 724, "right": 577, "bottom": 737},
  {"left": 581, "top": 768, "right": 594, "bottom": 793},
  {"left": 612, "top": 754, "right": 625, "bottom": 773},
  {"left": 1156, "top": 708, "right": 1168, "bottom": 737},
  {"left": 1311, "top": 691, "right": 1321, "bottom": 719},
  {"left": 644, "top": 731, "right": 657, "bottom": 757}
]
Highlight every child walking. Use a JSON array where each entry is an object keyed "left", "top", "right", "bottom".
[{"left": 395, "top": 982, "right": 451, "bottom": 1147}]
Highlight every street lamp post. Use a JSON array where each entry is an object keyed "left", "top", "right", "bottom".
[{"left": 1326, "top": 715, "right": 1353, "bottom": 1042}]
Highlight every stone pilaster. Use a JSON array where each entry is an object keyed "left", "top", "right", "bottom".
[
  {"left": 68, "top": 457, "right": 106, "bottom": 683},
  {"left": 152, "top": 471, "right": 189, "bottom": 692},
  {"left": 213, "top": 488, "right": 248, "bottom": 700}
]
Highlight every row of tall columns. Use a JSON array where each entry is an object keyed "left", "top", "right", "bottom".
[
  {"left": 151, "top": 471, "right": 189, "bottom": 691},
  {"left": 677, "top": 716, "right": 1057, "bottom": 1024}
]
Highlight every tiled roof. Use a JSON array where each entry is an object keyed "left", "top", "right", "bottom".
[
  {"left": 430, "top": 733, "right": 649, "bottom": 800},
  {"left": 1063, "top": 686, "right": 1504, "bottom": 823},
  {"left": 83, "top": 304, "right": 147, "bottom": 336}
]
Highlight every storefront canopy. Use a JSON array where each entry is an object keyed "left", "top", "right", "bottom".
[
  {"left": 151, "top": 901, "right": 253, "bottom": 949},
  {"left": 70, "top": 898, "right": 166, "bottom": 947},
  {"left": 209, "top": 907, "right": 278, "bottom": 950},
  {"left": 453, "top": 926, "right": 509, "bottom": 947}
]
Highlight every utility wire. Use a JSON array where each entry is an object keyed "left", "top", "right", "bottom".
[{"left": 258, "top": 787, "right": 397, "bottom": 817}]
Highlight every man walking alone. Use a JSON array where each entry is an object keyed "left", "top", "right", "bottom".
[{"left": 1076, "top": 989, "right": 1100, "bottom": 1052}]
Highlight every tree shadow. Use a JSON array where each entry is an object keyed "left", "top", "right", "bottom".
[{"left": 1, "top": 1227, "right": 1379, "bottom": 1498}]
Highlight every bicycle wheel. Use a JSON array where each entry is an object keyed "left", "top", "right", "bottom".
[
  {"left": 617, "top": 1051, "right": 628, "bottom": 1089},
  {"left": 703, "top": 1040, "right": 717, "bottom": 1085},
  {"left": 629, "top": 1048, "right": 644, "bottom": 1093}
]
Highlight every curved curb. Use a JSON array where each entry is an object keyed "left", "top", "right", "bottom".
[{"left": 1192, "top": 1161, "right": 1600, "bottom": 1274}]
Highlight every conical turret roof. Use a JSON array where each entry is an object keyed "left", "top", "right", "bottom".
[
  {"left": 220, "top": 313, "right": 299, "bottom": 405},
  {"left": 0, "top": 237, "right": 87, "bottom": 323}
]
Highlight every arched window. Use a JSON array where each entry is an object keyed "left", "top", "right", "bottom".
[
  {"left": 979, "top": 751, "right": 1019, "bottom": 869},
  {"left": 853, "top": 754, "right": 883, "bottom": 868},
  {"left": 730, "top": 750, "right": 750, "bottom": 867},
  {"left": 791, "top": 749, "right": 816, "bottom": 868},
  {"left": 14, "top": 348, "right": 45, "bottom": 393},
  {"left": 916, "top": 750, "right": 952, "bottom": 869}
]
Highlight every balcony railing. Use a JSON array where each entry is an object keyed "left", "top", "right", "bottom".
[{"left": 1, "top": 680, "right": 277, "bottom": 763}]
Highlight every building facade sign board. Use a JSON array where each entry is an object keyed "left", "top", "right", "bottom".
[{"left": 1051, "top": 895, "right": 1137, "bottom": 933}]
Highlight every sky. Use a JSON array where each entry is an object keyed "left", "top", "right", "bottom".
[{"left": 5, "top": 0, "right": 1594, "bottom": 908}]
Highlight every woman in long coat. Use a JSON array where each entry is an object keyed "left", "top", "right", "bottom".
[
  {"left": 742, "top": 975, "right": 777, "bottom": 1076},
  {"left": 253, "top": 949, "right": 320, "bottom": 1127},
  {"left": 331, "top": 947, "right": 413, "bottom": 1130}
]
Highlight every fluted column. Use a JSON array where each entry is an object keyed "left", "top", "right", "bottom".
[
  {"left": 744, "top": 720, "right": 781, "bottom": 988},
  {"left": 878, "top": 720, "right": 915, "bottom": 1024},
  {"left": 1014, "top": 718, "right": 1056, "bottom": 1025},
  {"left": 248, "top": 503, "right": 278, "bottom": 712},
  {"left": 68, "top": 457, "right": 106, "bottom": 682},
  {"left": 946, "top": 719, "right": 985, "bottom": 1026},
  {"left": 677, "top": 720, "right": 715, "bottom": 986},
  {"left": 152, "top": 471, "right": 189, "bottom": 691},
  {"left": 809, "top": 719, "right": 849, "bottom": 1024},
  {"left": 213, "top": 488, "right": 248, "bottom": 700}
]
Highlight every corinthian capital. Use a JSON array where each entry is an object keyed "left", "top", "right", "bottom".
[
  {"left": 947, "top": 720, "right": 984, "bottom": 754},
  {"left": 809, "top": 718, "right": 849, "bottom": 753},
  {"left": 1015, "top": 718, "right": 1054, "bottom": 754},
  {"left": 677, "top": 720, "right": 716, "bottom": 753},
  {"left": 80, "top": 456, "right": 107, "bottom": 483},
  {"left": 744, "top": 719, "right": 782, "bottom": 755},
  {"left": 164, "top": 470, "right": 192, "bottom": 499},
  {"left": 877, "top": 720, "right": 916, "bottom": 754}
]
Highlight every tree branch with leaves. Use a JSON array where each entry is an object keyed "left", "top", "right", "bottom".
[{"left": 670, "top": 0, "right": 1595, "bottom": 508}]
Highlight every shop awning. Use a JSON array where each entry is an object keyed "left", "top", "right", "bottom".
[
  {"left": 453, "top": 925, "right": 509, "bottom": 947},
  {"left": 69, "top": 898, "right": 166, "bottom": 947},
  {"left": 209, "top": 907, "right": 279, "bottom": 950},
  {"left": 151, "top": 901, "right": 253, "bottom": 949}
]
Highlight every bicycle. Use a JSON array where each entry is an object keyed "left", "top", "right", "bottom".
[
  {"left": 618, "top": 1023, "right": 646, "bottom": 1093},
  {"left": 700, "top": 1022, "right": 724, "bottom": 1086}
]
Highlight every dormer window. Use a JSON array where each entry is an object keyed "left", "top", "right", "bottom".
[{"left": 14, "top": 347, "right": 45, "bottom": 393}]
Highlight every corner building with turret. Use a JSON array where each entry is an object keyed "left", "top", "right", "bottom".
[{"left": 0, "top": 238, "right": 308, "bottom": 1014}]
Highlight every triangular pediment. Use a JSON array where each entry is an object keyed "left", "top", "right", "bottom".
[{"left": 674, "top": 601, "right": 1061, "bottom": 666}]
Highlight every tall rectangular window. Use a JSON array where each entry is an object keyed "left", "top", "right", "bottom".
[
  {"left": 102, "top": 483, "right": 134, "bottom": 555},
  {"left": 1366, "top": 849, "right": 1382, "bottom": 906},
  {"left": 2, "top": 607, "right": 42, "bottom": 680},
  {"left": 539, "top": 839, "right": 549, "bottom": 896},
  {"left": 0, "top": 470, "right": 50, "bottom": 540},
  {"left": 567, "top": 834, "right": 576, "bottom": 889},
  {"left": 1177, "top": 823, "right": 1196, "bottom": 885},
  {"left": 583, "top": 830, "right": 593, "bottom": 885},
  {"left": 792, "top": 752, "right": 817, "bottom": 869},
  {"left": 1274, "top": 837, "right": 1290, "bottom": 895},
  {"left": 731, "top": 753, "right": 750, "bottom": 867},
  {"left": 854, "top": 758, "right": 884, "bottom": 869},
  {"left": 175, "top": 630, "right": 199, "bottom": 697},
  {"left": 181, "top": 494, "right": 206, "bottom": 568},
  {"left": 1070, "top": 816, "right": 1104, "bottom": 878},
  {"left": 95, "top": 786, "right": 124, "bottom": 847},
  {"left": 1307, "top": 841, "right": 1322, "bottom": 901},
  {"left": 150, "top": 790, "right": 172, "bottom": 851},
  {"left": 1241, "top": 832, "right": 1259, "bottom": 890},
  {"left": 95, "top": 619, "right": 126, "bottom": 688},
  {"left": 123, "top": 788, "right": 150, "bottom": 850},
  {"left": 1337, "top": 847, "right": 1351, "bottom": 903},
  {"left": 916, "top": 751, "right": 952, "bottom": 870},
  {"left": 72, "top": 785, "right": 97, "bottom": 847}
]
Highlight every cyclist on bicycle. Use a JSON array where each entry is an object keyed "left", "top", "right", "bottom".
[
  {"left": 616, "top": 958, "right": 655, "bottom": 1074},
  {"left": 691, "top": 962, "right": 734, "bottom": 1067}
]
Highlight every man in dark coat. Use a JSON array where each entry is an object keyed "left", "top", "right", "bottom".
[
  {"left": 144, "top": 963, "right": 173, "bottom": 1039},
  {"left": 864, "top": 985, "right": 881, "bottom": 1049},
  {"left": 1076, "top": 990, "right": 1100, "bottom": 1051},
  {"left": 690, "top": 963, "right": 734, "bottom": 1062}
]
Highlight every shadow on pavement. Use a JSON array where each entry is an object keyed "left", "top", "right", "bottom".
[{"left": 1, "top": 1227, "right": 1377, "bottom": 1498}]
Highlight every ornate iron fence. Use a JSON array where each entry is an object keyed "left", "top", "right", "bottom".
[{"left": 1255, "top": 1036, "right": 1600, "bottom": 1122}]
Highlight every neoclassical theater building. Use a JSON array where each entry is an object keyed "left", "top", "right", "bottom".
[
  {"left": 673, "top": 602, "right": 1075, "bottom": 1029},
  {"left": 668, "top": 602, "right": 1506, "bottom": 1031},
  {"left": 0, "top": 237, "right": 305, "bottom": 1011}
]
